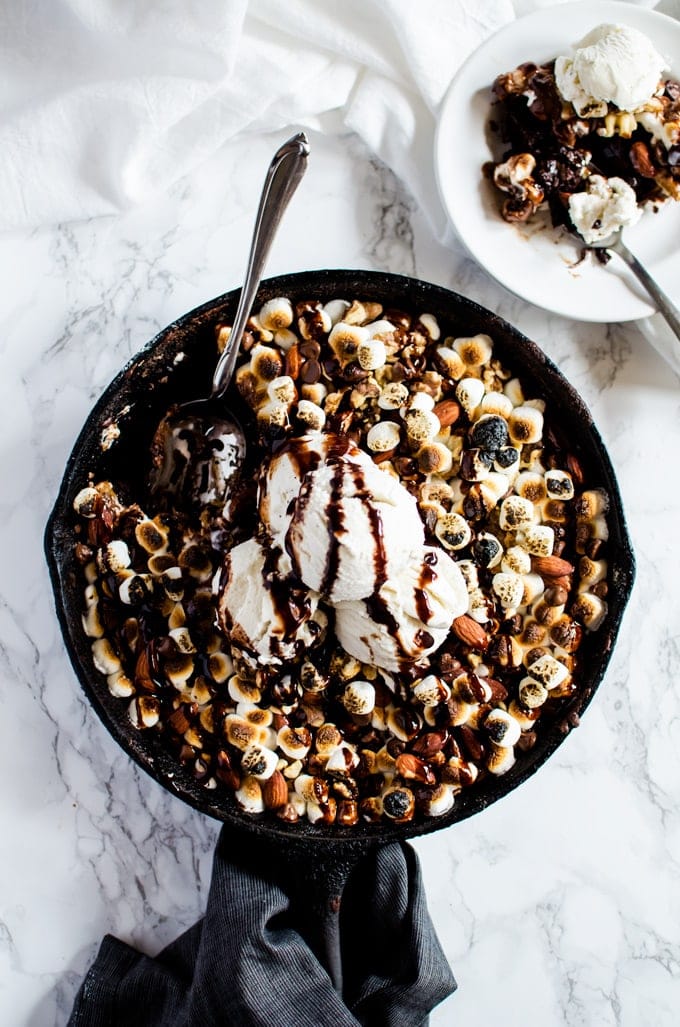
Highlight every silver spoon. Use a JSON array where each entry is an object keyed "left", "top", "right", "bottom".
[
  {"left": 149, "top": 131, "right": 310, "bottom": 509},
  {"left": 593, "top": 230, "right": 680, "bottom": 341}
]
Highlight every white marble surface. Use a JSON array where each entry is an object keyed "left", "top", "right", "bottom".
[{"left": 1, "top": 122, "right": 680, "bottom": 1027}]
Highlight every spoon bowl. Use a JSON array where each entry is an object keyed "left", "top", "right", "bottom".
[{"left": 149, "top": 131, "right": 310, "bottom": 509}]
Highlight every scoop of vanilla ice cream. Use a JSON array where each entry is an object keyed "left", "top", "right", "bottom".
[
  {"left": 568, "top": 174, "right": 642, "bottom": 243},
  {"left": 334, "top": 546, "right": 469, "bottom": 672},
  {"left": 555, "top": 24, "right": 667, "bottom": 116},
  {"left": 217, "top": 537, "right": 327, "bottom": 664},
  {"left": 260, "top": 434, "right": 425, "bottom": 603}
]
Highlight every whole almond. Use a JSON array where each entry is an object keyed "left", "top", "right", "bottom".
[
  {"left": 452, "top": 614, "right": 489, "bottom": 650},
  {"left": 285, "top": 343, "right": 302, "bottom": 379},
  {"left": 532, "top": 556, "right": 574, "bottom": 578},
  {"left": 263, "top": 770, "right": 288, "bottom": 809},
  {"left": 396, "top": 753, "right": 436, "bottom": 785},
  {"left": 433, "top": 399, "right": 461, "bottom": 428}
]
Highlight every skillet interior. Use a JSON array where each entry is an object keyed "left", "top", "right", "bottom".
[{"left": 45, "top": 269, "right": 635, "bottom": 851}]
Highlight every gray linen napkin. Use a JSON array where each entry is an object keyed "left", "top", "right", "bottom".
[{"left": 68, "top": 826, "right": 456, "bottom": 1026}]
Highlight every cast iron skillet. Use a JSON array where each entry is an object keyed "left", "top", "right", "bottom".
[{"left": 45, "top": 270, "right": 634, "bottom": 990}]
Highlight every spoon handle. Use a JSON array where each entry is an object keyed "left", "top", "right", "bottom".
[
  {"left": 212, "top": 132, "right": 310, "bottom": 399},
  {"left": 612, "top": 236, "right": 680, "bottom": 342}
]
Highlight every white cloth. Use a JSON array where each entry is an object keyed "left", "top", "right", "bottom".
[{"left": 1, "top": 0, "right": 678, "bottom": 372}]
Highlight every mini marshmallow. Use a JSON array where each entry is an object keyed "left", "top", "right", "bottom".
[
  {"left": 456, "top": 377, "right": 485, "bottom": 417},
  {"left": 98, "top": 540, "right": 131, "bottom": 574},
  {"left": 235, "top": 776, "right": 265, "bottom": 814},
  {"left": 135, "top": 517, "right": 169, "bottom": 555},
  {"left": 73, "top": 486, "right": 100, "bottom": 518},
  {"left": 208, "top": 651, "right": 232, "bottom": 684},
  {"left": 301, "top": 382, "right": 327, "bottom": 405},
  {"left": 326, "top": 744, "right": 359, "bottom": 773},
  {"left": 107, "top": 670, "right": 134, "bottom": 698},
  {"left": 485, "top": 708, "right": 521, "bottom": 747},
  {"left": 250, "top": 344, "right": 284, "bottom": 382},
  {"left": 366, "top": 420, "right": 401, "bottom": 452},
  {"left": 378, "top": 382, "right": 409, "bottom": 410},
  {"left": 403, "top": 408, "right": 440, "bottom": 443},
  {"left": 225, "top": 714, "right": 266, "bottom": 752},
  {"left": 366, "top": 319, "right": 397, "bottom": 340},
  {"left": 504, "top": 377, "right": 525, "bottom": 407},
  {"left": 423, "top": 783, "right": 455, "bottom": 817},
  {"left": 486, "top": 741, "right": 516, "bottom": 775},
  {"left": 515, "top": 471, "right": 546, "bottom": 503},
  {"left": 266, "top": 375, "right": 296, "bottom": 405},
  {"left": 435, "top": 512, "right": 472, "bottom": 551},
  {"left": 417, "top": 442, "right": 453, "bottom": 475},
  {"left": 82, "top": 603, "right": 104, "bottom": 639},
  {"left": 499, "top": 495, "right": 534, "bottom": 531},
  {"left": 241, "top": 744, "right": 279, "bottom": 781},
  {"left": 342, "top": 680, "right": 376, "bottom": 716},
  {"left": 257, "top": 399, "right": 289, "bottom": 430},
  {"left": 358, "top": 338, "right": 387, "bottom": 370},
  {"left": 501, "top": 545, "right": 532, "bottom": 575},
  {"left": 419, "top": 313, "right": 440, "bottom": 340},
  {"left": 412, "top": 675, "right": 450, "bottom": 707},
  {"left": 575, "top": 489, "right": 610, "bottom": 520},
  {"left": 435, "top": 345, "right": 466, "bottom": 380},
  {"left": 274, "top": 328, "right": 298, "bottom": 351},
  {"left": 169, "top": 626, "right": 196, "bottom": 654},
  {"left": 294, "top": 774, "right": 321, "bottom": 804},
  {"left": 277, "top": 726, "right": 312, "bottom": 759},
  {"left": 578, "top": 557, "right": 607, "bottom": 589},
  {"left": 508, "top": 405, "right": 544, "bottom": 444},
  {"left": 406, "top": 392, "right": 435, "bottom": 413},
  {"left": 521, "top": 572, "right": 545, "bottom": 605},
  {"left": 328, "top": 322, "right": 369, "bottom": 363},
  {"left": 323, "top": 299, "right": 351, "bottom": 325},
  {"left": 473, "top": 532, "right": 504, "bottom": 569},
  {"left": 91, "top": 638, "right": 121, "bottom": 675},
  {"left": 545, "top": 469, "right": 575, "bottom": 500},
  {"left": 522, "top": 525, "right": 555, "bottom": 557},
  {"left": 484, "top": 472, "right": 511, "bottom": 505},
  {"left": 571, "top": 592, "right": 608, "bottom": 631},
  {"left": 296, "top": 399, "right": 326, "bottom": 431},
  {"left": 492, "top": 571, "right": 525, "bottom": 610},
  {"left": 527, "top": 654, "right": 569, "bottom": 690},
  {"left": 480, "top": 391, "right": 513, "bottom": 418},
  {"left": 456, "top": 560, "right": 479, "bottom": 592},
  {"left": 228, "top": 673, "right": 262, "bottom": 705},
  {"left": 453, "top": 334, "right": 493, "bottom": 367},
  {"left": 518, "top": 676, "right": 549, "bottom": 708},
  {"left": 468, "top": 588, "right": 491, "bottom": 623},
  {"left": 258, "top": 297, "right": 294, "bottom": 331}
]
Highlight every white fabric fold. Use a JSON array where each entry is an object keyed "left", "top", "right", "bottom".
[{"left": 0, "top": 0, "right": 515, "bottom": 231}]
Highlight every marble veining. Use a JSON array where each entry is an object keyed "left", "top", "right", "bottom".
[{"left": 1, "top": 121, "right": 679, "bottom": 1027}]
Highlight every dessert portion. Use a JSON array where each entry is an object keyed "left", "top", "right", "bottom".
[
  {"left": 72, "top": 295, "right": 611, "bottom": 826},
  {"left": 486, "top": 23, "right": 680, "bottom": 245}
]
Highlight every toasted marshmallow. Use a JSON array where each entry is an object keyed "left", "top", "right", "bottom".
[
  {"left": 518, "top": 676, "right": 549, "bottom": 708},
  {"left": 342, "top": 680, "right": 376, "bottom": 715},
  {"left": 73, "top": 486, "right": 100, "bottom": 518},
  {"left": 545, "top": 469, "right": 575, "bottom": 500},
  {"left": 404, "top": 408, "right": 440, "bottom": 444},
  {"left": 358, "top": 338, "right": 387, "bottom": 371},
  {"left": 578, "top": 557, "right": 607, "bottom": 589},
  {"left": 456, "top": 378, "right": 485, "bottom": 417},
  {"left": 258, "top": 297, "right": 294, "bottom": 331},
  {"left": 329, "top": 322, "right": 369, "bottom": 364},
  {"left": 571, "top": 592, "right": 608, "bottom": 631},
  {"left": 436, "top": 345, "right": 466, "bottom": 380},
  {"left": 296, "top": 399, "right": 326, "bottom": 431},
  {"left": 301, "top": 381, "right": 327, "bottom": 405},
  {"left": 250, "top": 344, "right": 284, "bottom": 382},
  {"left": 473, "top": 532, "right": 504, "bottom": 569},
  {"left": 480, "top": 391, "right": 513, "bottom": 418},
  {"left": 277, "top": 725, "right": 312, "bottom": 759},
  {"left": 274, "top": 328, "right": 298, "bottom": 351},
  {"left": 225, "top": 714, "right": 267, "bottom": 752},
  {"left": 521, "top": 572, "right": 545, "bottom": 606},
  {"left": 323, "top": 299, "right": 351, "bottom": 325},
  {"left": 501, "top": 545, "right": 532, "bottom": 575},
  {"left": 423, "top": 783, "right": 455, "bottom": 817},
  {"left": 522, "top": 525, "right": 555, "bottom": 557},
  {"left": 418, "top": 313, "right": 440, "bottom": 340},
  {"left": 575, "top": 488, "right": 610, "bottom": 520},
  {"left": 98, "top": 540, "right": 131, "bottom": 574},
  {"left": 486, "top": 742, "right": 517, "bottom": 776},
  {"left": 418, "top": 442, "right": 453, "bottom": 475},
  {"left": 412, "top": 674, "right": 450, "bottom": 707},
  {"left": 485, "top": 708, "right": 521, "bottom": 747},
  {"left": 492, "top": 571, "right": 525, "bottom": 610},
  {"left": 135, "top": 517, "right": 169, "bottom": 555},
  {"left": 508, "top": 405, "right": 543, "bottom": 444},
  {"left": 82, "top": 602, "right": 104, "bottom": 639},
  {"left": 367, "top": 420, "right": 401, "bottom": 452},
  {"left": 241, "top": 744, "right": 279, "bottom": 780},
  {"left": 378, "top": 382, "right": 409, "bottom": 410},
  {"left": 515, "top": 471, "right": 547, "bottom": 504},
  {"left": 435, "top": 511, "right": 472, "bottom": 551},
  {"left": 107, "top": 670, "right": 134, "bottom": 698},
  {"left": 235, "top": 775, "right": 265, "bottom": 814},
  {"left": 457, "top": 560, "right": 479, "bottom": 592},
  {"left": 499, "top": 495, "right": 534, "bottom": 531},
  {"left": 504, "top": 378, "right": 525, "bottom": 407},
  {"left": 454, "top": 334, "right": 493, "bottom": 367},
  {"left": 266, "top": 375, "right": 296, "bottom": 405},
  {"left": 91, "top": 638, "right": 121, "bottom": 675},
  {"left": 527, "top": 653, "right": 569, "bottom": 690}
]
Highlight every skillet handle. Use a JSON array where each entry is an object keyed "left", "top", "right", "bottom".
[{"left": 278, "top": 838, "right": 370, "bottom": 996}]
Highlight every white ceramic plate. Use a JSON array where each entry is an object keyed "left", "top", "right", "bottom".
[{"left": 435, "top": 1, "right": 680, "bottom": 322}]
